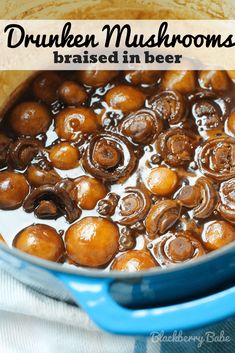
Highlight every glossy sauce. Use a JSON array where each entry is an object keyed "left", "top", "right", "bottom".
[{"left": 0, "top": 70, "right": 235, "bottom": 271}]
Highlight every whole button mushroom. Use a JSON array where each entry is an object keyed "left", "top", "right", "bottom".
[
  {"left": 49, "top": 142, "right": 80, "bottom": 170},
  {"left": 147, "top": 167, "right": 178, "bottom": 196},
  {"left": 202, "top": 221, "right": 235, "bottom": 251},
  {"left": 105, "top": 85, "right": 145, "bottom": 113},
  {"left": 26, "top": 161, "right": 61, "bottom": 187},
  {"left": 161, "top": 70, "right": 196, "bottom": 94},
  {"left": 125, "top": 70, "right": 160, "bottom": 85},
  {"left": 58, "top": 81, "right": 88, "bottom": 106},
  {"left": 65, "top": 217, "right": 119, "bottom": 267},
  {"left": 77, "top": 70, "right": 118, "bottom": 87},
  {"left": 74, "top": 176, "right": 107, "bottom": 210},
  {"left": 10, "top": 101, "right": 52, "bottom": 137},
  {"left": 33, "top": 72, "right": 62, "bottom": 104},
  {"left": 111, "top": 250, "right": 157, "bottom": 271},
  {"left": 0, "top": 171, "right": 29, "bottom": 210},
  {"left": 13, "top": 224, "right": 65, "bottom": 262},
  {"left": 55, "top": 107, "right": 99, "bottom": 141},
  {"left": 198, "top": 70, "right": 231, "bottom": 91}
]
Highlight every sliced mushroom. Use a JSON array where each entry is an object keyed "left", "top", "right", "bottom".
[
  {"left": 218, "top": 178, "right": 235, "bottom": 223},
  {"left": 149, "top": 90, "right": 187, "bottom": 125},
  {"left": 197, "top": 137, "right": 235, "bottom": 181},
  {"left": 149, "top": 231, "right": 205, "bottom": 267},
  {"left": 9, "top": 137, "right": 42, "bottom": 170},
  {"left": 146, "top": 200, "right": 181, "bottom": 238},
  {"left": 119, "top": 109, "right": 163, "bottom": 144},
  {"left": 177, "top": 177, "right": 218, "bottom": 219},
  {"left": 23, "top": 180, "right": 81, "bottom": 223},
  {"left": 113, "top": 187, "right": 151, "bottom": 226},
  {"left": 156, "top": 128, "right": 200, "bottom": 167},
  {"left": 83, "top": 132, "right": 137, "bottom": 183}
]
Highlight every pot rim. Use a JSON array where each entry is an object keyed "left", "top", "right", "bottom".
[{"left": 1, "top": 240, "right": 235, "bottom": 278}]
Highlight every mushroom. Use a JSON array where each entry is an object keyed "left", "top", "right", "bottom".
[
  {"left": 149, "top": 231, "right": 206, "bottom": 267},
  {"left": 118, "top": 227, "right": 136, "bottom": 252},
  {"left": 149, "top": 90, "right": 187, "bottom": 125},
  {"left": 190, "top": 91, "right": 228, "bottom": 136},
  {"left": 82, "top": 132, "right": 137, "bottom": 183},
  {"left": 23, "top": 179, "right": 81, "bottom": 223},
  {"left": 218, "top": 178, "right": 235, "bottom": 223},
  {"left": 0, "top": 133, "right": 12, "bottom": 168},
  {"left": 97, "top": 193, "right": 120, "bottom": 216},
  {"left": 197, "top": 137, "right": 235, "bottom": 181},
  {"left": 26, "top": 158, "right": 61, "bottom": 187},
  {"left": 176, "top": 177, "right": 218, "bottom": 219},
  {"left": 146, "top": 200, "right": 182, "bottom": 238},
  {"left": 113, "top": 187, "right": 151, "bottom": 226},
  {"left": 119, "top": 109, "right": 163, "bottom": 144},
  {"left": 156, "top": 128, "right": 200, "bottom": 167},
  {"left": 8, "top": 137, "right": 42, "bottom": 170}
]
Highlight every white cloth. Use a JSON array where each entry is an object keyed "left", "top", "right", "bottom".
[{"left": 0, "top": 268, "right": 152, "bottom": 353}]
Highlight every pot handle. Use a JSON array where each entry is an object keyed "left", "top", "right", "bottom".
[{"left": 55, "top": 272, "right": 235, "bottom": 335}]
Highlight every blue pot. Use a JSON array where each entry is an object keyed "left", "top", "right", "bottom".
[{"left": 0, "top": 242, "right": 235, "bottom": 335}]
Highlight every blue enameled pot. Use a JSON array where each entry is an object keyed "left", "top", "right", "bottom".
[{"left": 0, "top": 241, "right": 235, "bottom": 335}]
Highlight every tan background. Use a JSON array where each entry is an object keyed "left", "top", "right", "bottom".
[{"left": 0, "top": 0, "right": 234, "bottom": 20}]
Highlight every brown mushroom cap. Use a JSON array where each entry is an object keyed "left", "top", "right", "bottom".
[
  {"left": 105, "top": 85, "right": 145, "bottom": 113},
  {"left": 10, "top": 101, "right": 51, "bottom": 137},
  {"left": 32, "top": 72, "right": 61, "bottom": 104},
  {"left": 55, "top": 107, "right": 99, "bottom": 141},
  {"left": 77, "top": 70, "right": 118, "bottom": 87},
  {"left": 13, "top": 224, "right": 65, "bottom": 262},
  {"left": 202, "top": 221, "right": 235, "bottom": 251},
  {"left": 65, "top": 217, "right": 119, "bottom": 267},
  {"left": 111, "top": 250, "right": 157, "bottom": 271},
  {"left": 0, "top": 171, "right": 29, "bottom": 210}
]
